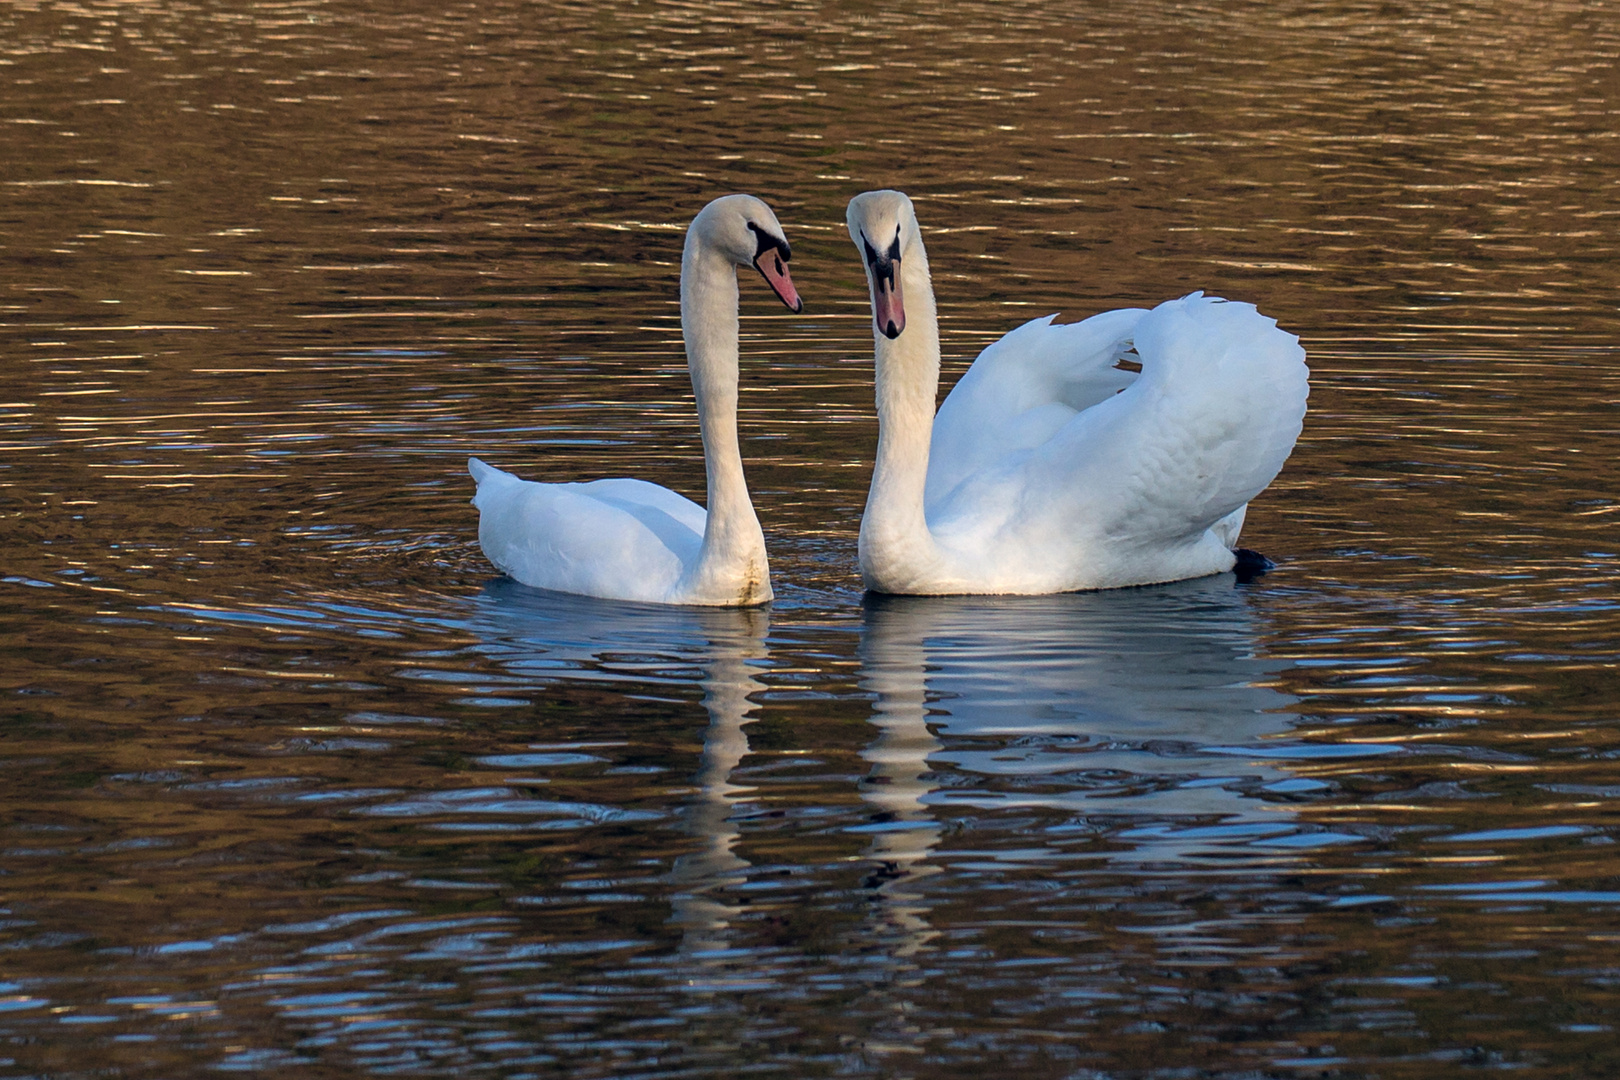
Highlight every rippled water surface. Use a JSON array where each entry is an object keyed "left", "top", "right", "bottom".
[{"left": 4, "top": 1, "right": 1620, "bottom": 1076}]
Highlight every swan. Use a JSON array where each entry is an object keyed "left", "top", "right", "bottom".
[
  {"left": 845, "top": 189, "right": 1309, "bottom": 595},
  {"left": 469, "top": 193, "right": 802, "bottom": 606}
]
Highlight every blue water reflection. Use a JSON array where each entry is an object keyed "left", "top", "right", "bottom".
[{"left": 51, "top": 575, "right": 1605, "bottom": 1072}]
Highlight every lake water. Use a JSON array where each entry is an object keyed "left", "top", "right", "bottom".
[{"left": 3, "top": 1, "right": 1619, "bottom": 1076}]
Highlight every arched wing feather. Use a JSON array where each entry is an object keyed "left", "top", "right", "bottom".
[
  {"left": 926, "top": 307, "right": 1147, "bottom": 509},
  {"left": 1036, "top": 293, "right": 1308, "bottom": 549}
]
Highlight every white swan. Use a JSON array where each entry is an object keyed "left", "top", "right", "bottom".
[
  {"left": 845, "top": 189, "right": 1309, "bottom": 595},
  {"left": 469, "top": 194, "right": 802, "bottom": 606}
]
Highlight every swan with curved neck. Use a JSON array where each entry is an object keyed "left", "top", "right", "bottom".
[
  {"left": 469, "top": 194, "right": 801, "bottom": 606},
  {"left": 846, "top": 189, "right": 1308, "bottom": 595}
]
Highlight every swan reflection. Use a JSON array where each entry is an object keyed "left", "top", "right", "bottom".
[
  {"left": 467, "top": 581, "right": 767, "bottom": 971},
  {"left": 856, "top": 575, "right": 1313, "bottom": 869}
]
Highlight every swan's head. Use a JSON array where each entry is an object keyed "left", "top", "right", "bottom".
[
  {"left": 846, "top": 189, "right": 919, "bottom": 340},
  {"left": 690, "top": 193, "right": 803, "bottom": 313}
]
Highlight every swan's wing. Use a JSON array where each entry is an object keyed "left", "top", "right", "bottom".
[
  {"left": 568, "top": 477, "right": 708, "bottom": 536},
  {"left": 1033, "top": 293, "right": 1308, "bottom": 549},
  {"left": 926, "top": 308, "right": 1148, "bottom": 509},
  {"left": 469, "top": 459, "right": 706, "bottom": 601}
]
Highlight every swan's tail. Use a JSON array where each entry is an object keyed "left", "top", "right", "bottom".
[{"left": 468, "top": 457, "right": 520, "bottom": 508}]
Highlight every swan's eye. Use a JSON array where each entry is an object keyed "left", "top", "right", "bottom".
[
  {"left": 861, "top": 233, "right": 881, "bottom": 270},
  {"left": 887, "top": 227, "right": 901, "bottom": 262},
  {"left": 747, "top": 221, "right": 791, "bottom": 264}
]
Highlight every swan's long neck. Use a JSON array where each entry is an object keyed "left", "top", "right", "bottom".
[
  {"left": 860, "top": 235, "right": 944, "bottom": 591},
  {"left": 679, "top": 236, "right": 770, "bottom": 604}
]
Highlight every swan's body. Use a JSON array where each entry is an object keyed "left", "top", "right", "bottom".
[
  {"left": 846, "top": 189, "right": 1308, "bottom": 595},
  {"left": 470, "top": 194, "right": 801, "bottom": 606}
]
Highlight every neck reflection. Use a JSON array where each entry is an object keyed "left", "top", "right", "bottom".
[
  {"left": 858, "top": 604, "right": 945, "bottom": 958},
  {"left": 668, "top": 608, "right": 768, "bottom": 960}
]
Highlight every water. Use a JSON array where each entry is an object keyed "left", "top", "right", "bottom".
[{"left": 3, "top": 0, "right": 1619, "bottom": 1075}]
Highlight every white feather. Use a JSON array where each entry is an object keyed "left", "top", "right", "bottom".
[
  {"left": 469, "top": 194, "right": 797, "bottom": 606},
  {"left": 847, "top": 190, "right": 1309, "bottom": 595}
]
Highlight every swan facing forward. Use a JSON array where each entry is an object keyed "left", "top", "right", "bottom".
[
  {"left": 469, "top": 194, "right": 802, "bottom": 606},
  {"left": 846, "top": 189, "right": 1308, "bottom": 595}
]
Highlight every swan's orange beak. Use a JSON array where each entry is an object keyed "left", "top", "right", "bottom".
[
  {"left": 872, "top": 265, "right": 905, "bottom": 340},
  {"left": 754, "top": 248, "right": 802, "bottom": 313},
  {"left": 860, "top": 228, "right": 905, "bottom": 339}
]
